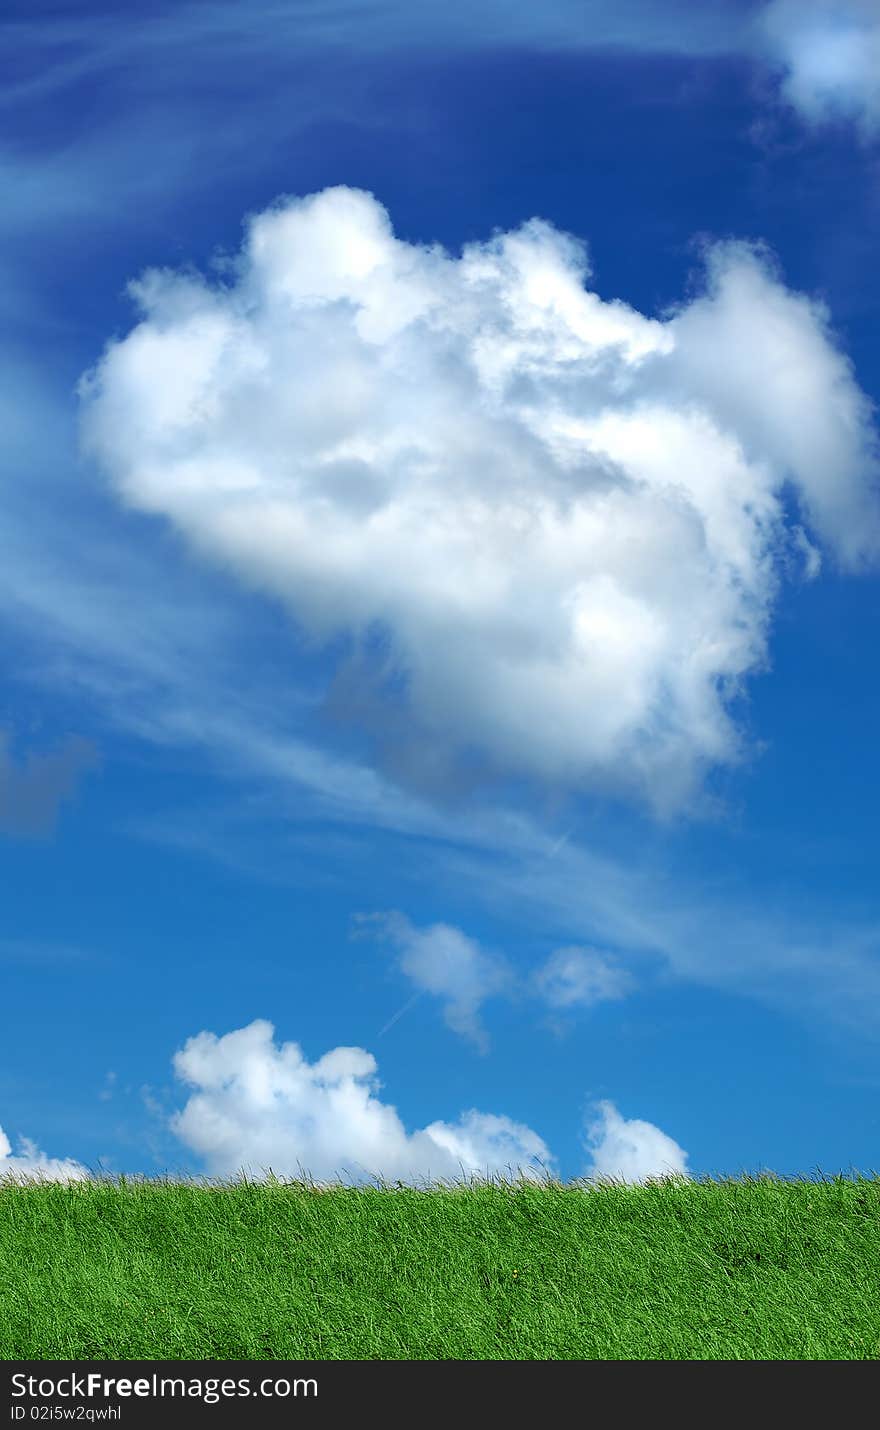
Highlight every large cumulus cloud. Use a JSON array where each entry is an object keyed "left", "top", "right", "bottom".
[
  {"left": 169, "top": 1019, "right": 554, "bottom": 1183},
  {"left": 80, "top": 187, "right": 880, "bottom": 816},
  {"left": 169, "top": 1019, "right": 693, "bottom": 1187}
]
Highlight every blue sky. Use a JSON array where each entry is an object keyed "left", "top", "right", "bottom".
[{"left": 3, "top": 0, "right": 880, "bottom": 1186}]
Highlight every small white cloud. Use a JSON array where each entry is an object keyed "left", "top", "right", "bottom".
[
  {"left": 0, "top": 1124, "right": 88, "bottom": 1182},
  {"left": 353, "top": 910, "right": 513, "bottom": 1052},
  {"left": 582, "top": 1100, "right": 690, "bottom": 1184},
  {"left": 169, "top": 1019, "right": 554, "bottom": 1183},
  {"left": 355, "top": 911, "right": 636, "bottom": 1046},
  {"left": 792, "top": 526, "right": 822, "bottom": 581},
  {"left": 759, "top": 0, "right": 880, "bottom": 135},
  {"left": 80, "top": 187, "right": 880, "bottom": 819},
  {"left": 533, "top": 946, "right": 634, "bottom": 1009}
]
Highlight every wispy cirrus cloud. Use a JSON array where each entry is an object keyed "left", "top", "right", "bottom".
[
  {"left": 422, "top": 819, "right": 880, "bottom": 1046},
  {"left": 4, "top": 1, "right": 873, "bottom": 178},
  {"left": 0, "top": 937, "right": 100, "bottom": 967},
  {"left": 0, "top": 0, "right": 756, "bottom": 118}
]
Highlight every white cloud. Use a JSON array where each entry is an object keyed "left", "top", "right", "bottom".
[
  {"left": 582, "top": 1100, "right": 690, "bottom": 1184},
  {"left": 352, "top": 910, "right": 513, "bottom": 1052},
  {"left": 0, "top": 1124, "right": 88, "bottom": 1182},
  {"left": 170, "top": 1019, "right": 555, "bottom": 1183},
  {"left": 80, "top": 189, "right": 880, "bottom": 818},
  {"left": 759, "top": 0, "right": 880, "bottom": 134},
  {"left": 353, "top": 911, "right": 639, "bottom": 1044},
  {"left": 533, "top": 946, "right": 633, "bottom": 1008}
]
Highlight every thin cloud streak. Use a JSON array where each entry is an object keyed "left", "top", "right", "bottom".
[
  {"left": 378, "top": 990, "right": 425, "bottom": 1038},
  {"left": 0, "top": 0, "right": 757, "bottom": 116}
]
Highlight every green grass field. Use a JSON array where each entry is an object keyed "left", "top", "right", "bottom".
[{"left": 2, "top": 1171, "right": 879, "bottom": 1360}]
